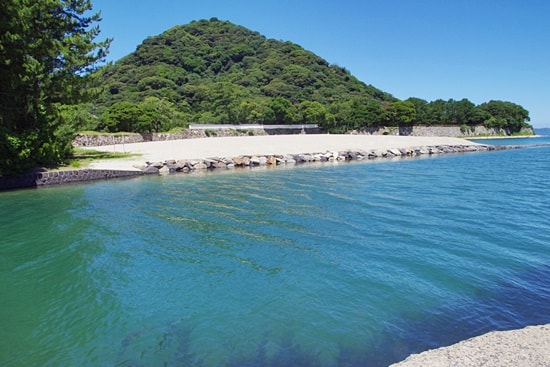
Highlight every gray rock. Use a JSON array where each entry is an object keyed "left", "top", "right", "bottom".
[
  {"left": 250, "top": 156, "right": 261, "bottom": 165},
  {"left": 165, "top": 164, "right": 178, "bottom": 172},
  {"left": 158, "top": 166, "right": 171, "bottom": 174},
  {"left": 144, "top": 166, "right": 159, "bottom": 174},
  {"left": 221, "top": 157, "right": 234, "bottom": 165},
  {"left": 213, "top": 162, "right": 227, "bottom": 169}
]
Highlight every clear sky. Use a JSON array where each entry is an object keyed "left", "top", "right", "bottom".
[{"left": 91, "top": 0, "right": 550, "bottom": 128}]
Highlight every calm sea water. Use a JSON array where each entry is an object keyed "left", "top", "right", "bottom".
[{"left": 1, "top": 136, "right": 549, "bottom": 366}]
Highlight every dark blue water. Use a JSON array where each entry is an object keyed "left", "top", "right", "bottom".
[{"left": 1, "top": 138, "right": 549, "bottom": 366}]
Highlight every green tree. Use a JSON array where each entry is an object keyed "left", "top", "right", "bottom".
[
  {"left": 296, "top": 101, "right": 328, "bottom": 124},
  {"left": 0, "top": 0, "right": 110, "bottom": 175},
  {"left": 58, "top": 103, "right": 100, "bottom": 131},
  {"left": 387, "top": 101, "right": 416, "bottom": 126},
  {"left": 101, "top": 101, "right": 142, "bottom": 132},
  {"left": 405, "top": 97, "right": 429, "bottom": 124},
  {"left": 479, "top": 100, "right": 530, "bottom": 132},
  {"left": 236, "top": 100, "right": 264, "bottom": 124},
  {"left": 139, "top": 97, "right": 185, "bottom": 132},
  {"left": 268, "top": 97, "right": 294, "bottom": 124}
]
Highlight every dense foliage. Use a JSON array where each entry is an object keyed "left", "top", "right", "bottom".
[
  {"left": 0, "top": 14, "right": 533, "bottom": 174},
  {"left": 0, "top": 0, "right": 110, "bottom": 175},
  {"left": 73, "top": 18, "right": 530, "bottom": 135},
  {"left": 85, "top": 18, "right": 396, "bottom": 132}
]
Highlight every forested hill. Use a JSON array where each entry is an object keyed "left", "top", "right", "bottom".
[
  {"left": 90, "top": 18, "right": 393, "bottom": 133},
  {"left": 81, "top": 18, "right": 531, "bottom": 134}
]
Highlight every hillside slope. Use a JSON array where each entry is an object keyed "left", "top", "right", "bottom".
[
  {"left": 91, "top": 18, "right": 394, "bottom": 131},
  {"left": 76, "top": 18, "right": 531, "bottom": 134}
]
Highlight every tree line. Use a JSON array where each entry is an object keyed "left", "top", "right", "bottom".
[
  {"left": 69, "top": 95, "right": 530, "bottom": 135},
  {"left": 0, "top": 8, "right": 532, "bottom": 176},
  {"left": 0, "top": 0, "right": 109, "bottom": 175},
  {"left": 75, "top": 18, "right": 529, "bottom": 134}
]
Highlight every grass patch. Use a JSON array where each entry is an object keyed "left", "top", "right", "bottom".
[
  {"left": 77, "top": 131, "right": 139, "bottom": 136},
  {"left": 72, "top": 148, "right": 138, "bottom": 159},
  {"left": 55, "top": 148, "right": 141, "bottom": 170}
]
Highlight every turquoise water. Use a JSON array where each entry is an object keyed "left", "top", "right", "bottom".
[{"left": 1, "top": 138, "right": 549, "bottom": 366}]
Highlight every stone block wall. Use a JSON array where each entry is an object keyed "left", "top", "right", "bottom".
[
  {"left": 73, "top": 125, "right": 534, "bottom": 147},
  {"left": 355, "top": 125, "right": 534, "bottom": 137},
  {"left": 0, "top": 169, "right": 143, "bottom": 191}
]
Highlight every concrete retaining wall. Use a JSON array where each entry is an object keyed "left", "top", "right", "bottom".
[{"left": 0, "top": 169, "right": 143, "bottom": 191}]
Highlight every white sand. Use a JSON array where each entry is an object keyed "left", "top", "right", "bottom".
[
  {"left": 87, "top": 134, "right": 480, "bottom": 170},
  {"left": 390, "top": 324, "right": 550, "bottom": 367}
]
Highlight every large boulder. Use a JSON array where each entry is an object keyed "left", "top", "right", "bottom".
[
  {"left": 143, "top": 166, "right": 159, "bottom": 174},
  {"left": 267, "top": 156, "right": 277, "bottom": 165},
  {"left": 158, "top": 166, "right": 171, "bottom": 174}
]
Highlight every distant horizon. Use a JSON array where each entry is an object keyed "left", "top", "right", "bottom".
[{"left": 91, "top": 1, "right": 550, "bottom": 128}]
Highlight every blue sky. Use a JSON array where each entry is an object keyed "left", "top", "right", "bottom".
[{"left": 92, "top": 0, "right": 550, "bottom": 127}]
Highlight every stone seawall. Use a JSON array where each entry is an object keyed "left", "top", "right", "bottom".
[
  {"left": 73, "top": 127, "right": 321, "bottom": 147},
  {"left": 0, "top": 169, "right": 144, "bottom": 191},
  {"left": 73, "top": 126, "right": 534, "bottom": 147},
  {"left": 355, "top": 125, "right": 535, "bottom": 137},
  {"left": 0, "top": 143, "right": 523, "bottom": 191}
]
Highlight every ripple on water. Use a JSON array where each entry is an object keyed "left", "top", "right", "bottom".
[{"left": 1, "top": 145, "right": 549, "bottom": 366}]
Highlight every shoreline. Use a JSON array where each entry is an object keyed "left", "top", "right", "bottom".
[
  {"left": 86, "top": 134, "right": 488, "bottom": 171},
  {"left": 390, "top": 324, "right": 549, "bottom": 367},
  {"left": 466, "top": 134, "right": 543, "bottom": 139},
  {"left": 1, "top": 135, "right": 521, "bottom": 190}
]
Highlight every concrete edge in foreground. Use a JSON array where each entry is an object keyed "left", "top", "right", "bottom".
[{"left": 390, "top": 324, "right": 550, "bottom": 367}]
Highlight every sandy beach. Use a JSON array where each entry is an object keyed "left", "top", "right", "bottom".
[{"left": 87, "top": 134, "right": 481, "bottom": 170}]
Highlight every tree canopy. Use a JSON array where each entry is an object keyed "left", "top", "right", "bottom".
[
  {"left": 87, "top": 18, "right": 396, "bottom": 132},
  {"left": 0, "top": 14, "right": 533, "bottom": 175},
  {"left": 78, "top": 18, "right": 531, "bottom": 135},
  {"left": 0, "top": 0, "right": 110, "bottom": 175}
]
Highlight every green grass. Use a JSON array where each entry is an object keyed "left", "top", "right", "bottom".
[
  {"left": 56, "top": 148, "right": 141, "bottom": 170},
  {"left": 77, "top": 131, "right": 139, "bottom": 136}
]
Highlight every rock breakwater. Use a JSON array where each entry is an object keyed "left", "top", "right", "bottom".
[
  {"left": 138, "top": 144, "right": 509, "bottom": 174},
  {"left": 0, "top": 144, "right": 520, "bottom": 191}
]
